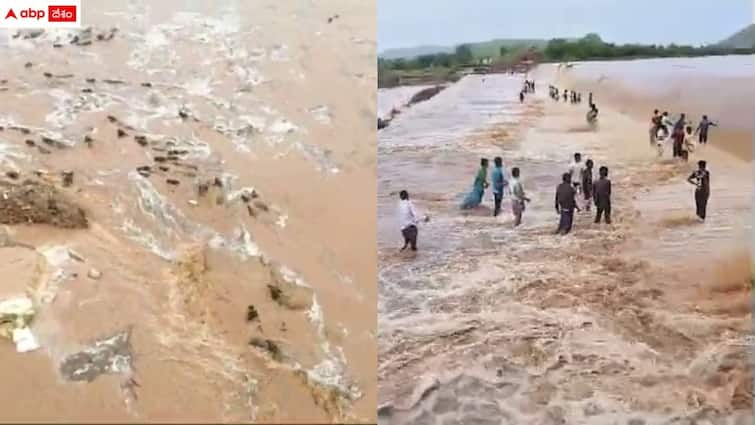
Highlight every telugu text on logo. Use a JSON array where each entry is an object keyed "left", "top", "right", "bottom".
[{"left": 48, "top": 5, "right": 75, "bottom": 22}]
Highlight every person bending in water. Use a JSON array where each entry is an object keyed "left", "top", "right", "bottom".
[
  {"left": 461, "top": 158, "right": 489, "bottom": 209},
  {"left": 491, "top": 157, "right": 508, "bottom": 217},
  {"left": 398, "top": 190, "right": 420, "bottom": 251},
  {"left": 687, "top": 160, "right": 710, "bottom": 221},
  {"left": 586, "top": 104, "right": 599, "bottom": 125},
  {"left": 593, "top": 166, "right": 612, "bottom": 224},
  {"left": 694, "top": 115, "right": 717, "bottom": 145},
  {"left": 581, "top": 159, "right": 594, "bottom": 212},
  {"left": 555, "top": 172, "right": 580, "bottom": 235},
  {"left": 509, "top": 167, "right": 530, "bottom": 227}
]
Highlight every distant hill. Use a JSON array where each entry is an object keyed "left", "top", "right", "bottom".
[
  {"left": 717, "top": 24, "right": 755, "bottom": 48},
  {"left": 380, "top": 38, "right": 549, "bottom": 60}
]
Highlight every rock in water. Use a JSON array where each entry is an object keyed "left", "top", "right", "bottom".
[
  {"left": 59, "top": 328, "right": 133, "bottom": 382},
  {"left": 0, "top": 180, "right": 88, "bottom": 228},
  {"left": 61, "top": 171, "right": 74, "bottom": 187}
]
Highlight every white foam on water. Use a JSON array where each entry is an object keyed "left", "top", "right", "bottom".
[
  {"left": 184, "top": 78, "right": 213, "bottom": 97},
  {"left": 0, "top": 140, "right": 28, "bottom": 170},
  {"left": 268, "top": 118, "right": 298, "bottom": 135},
  {"left": 269, "top": 44, "right": 289, "bottom": 62},
  {"left": 121, "top": 218, "right": 176, "bottom": 260},
  {"left": 308, "top": 105, "right": 332, "bottom": 125}
]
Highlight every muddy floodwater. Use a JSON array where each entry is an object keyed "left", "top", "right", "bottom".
[
  {"left": 0, "top": 0, "right": 376, "bottom": 422},
  {"left": 378, "top": 57, "right": 752, "bottom": 424}
]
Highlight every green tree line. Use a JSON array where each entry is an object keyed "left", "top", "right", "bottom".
[{"left": 379, "top": 34, "right": 755, "bottom": 72}]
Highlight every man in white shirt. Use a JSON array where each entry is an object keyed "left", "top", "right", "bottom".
[
  {"left": 398, "top": 190, "right": 420, "bottom": 251},
  {"left": 568, "top": 152, "right": 583, "bottom": 194},
  {"left": 509, "top": 167, "right": 531, "bottom": 227}
]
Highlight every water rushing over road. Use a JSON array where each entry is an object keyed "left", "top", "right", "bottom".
[{"left": 378, "top": 66, "right": 751, "bottom": 425}]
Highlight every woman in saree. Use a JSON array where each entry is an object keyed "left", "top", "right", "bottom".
[{"left": 461, "top": 158, "right": 489, "bottom": 209}]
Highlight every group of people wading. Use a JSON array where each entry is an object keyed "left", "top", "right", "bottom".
[
  {"left": 650, "top": 109, "right": 716, "bottom": 220},
  {"left": 396, "top": 81, "right": 716, "bottom": 253},
  {"left": 549, "top": 85, "right": 599, "bottom": 126}
]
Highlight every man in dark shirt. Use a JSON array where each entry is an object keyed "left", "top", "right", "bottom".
[
  {"left": 671, "top": 127, "right": 684, "bottom": 158},
  {"left": 687, "top": 160, "right": 710, "bottom": 221},
  {"left": 673, "top": 113, "right": 687, "bottom": 133},
  {"left": 555, "top": 173, "right": 580, "bottom": 235},
  {"left": 593, "top": 166, "right": 612, "bottom": 224},
  {"left": 695, "top": 115, "right": 717, "bottom": 145}
]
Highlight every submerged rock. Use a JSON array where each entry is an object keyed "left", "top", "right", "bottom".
[
  {"left": 61, "top": 171, "right": 74, "bottom": 187},
  {"left": 266, "top": 269, "right": 313, "bottom": 311},
  {"left": 249, "top": 337, "right": 283, "bottom": 361},
  {"left": 0, "top": 296, "right": 38, "bottom": 352},
  {"left": 134, "top": 135, "right": 148, "bottom": 146},
  {"left": 0, "top": 179, "right": 88, "bottom": 228},
  {"left": 246, "top": 305, "right": 259, "bottom": 322},
  {"left": 87, "top": 268, "right": 102, "bottom": 280},
  {"left": 59, "top": 328, "right": 133, "bottom": 382}
]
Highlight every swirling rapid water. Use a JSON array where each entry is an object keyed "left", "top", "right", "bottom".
[{"left": 0, "top": 0, "right": 376, "bottom": 422}]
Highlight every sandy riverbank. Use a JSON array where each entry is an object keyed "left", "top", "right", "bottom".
[
  {"left": 378, "top": 70, "right": 751, "bottom": 424},
  {"left": 0, "top": 0, "right": 376, "bottom": 422}
]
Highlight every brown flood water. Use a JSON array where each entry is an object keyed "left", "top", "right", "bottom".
[
  {"left": 0, "top": 0, "right": 375, "bottom": 422},
  {"left": 378, "top": 60, "right": 751, "bottom": 424}
]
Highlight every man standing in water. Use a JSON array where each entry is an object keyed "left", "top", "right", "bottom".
[
  {"left": 593, "top": 166, "right": 612, "bottom": 224},
  {"left": 682, "top": 125, "right": 695, "bottom": 161},
  {"left": 671, "top": 125, "right": 685, "bottom": 159},
  {"left": 673, "top": 113, "right": 687, "bottom": 134},
  {"left": 650, "top": 109, "right": 661, "bottom": 146},
  {"left": 398, "top": 190, "right": 420, "bottom": 251},
  {"left": 491, "top": 157, "right": 508, "bottom": 217},
  {"left": 695, "top": 115, "right": 717, "bottom": 145},
  {"left": 509, "top": 167, "right": 530, "bottom": 227},
  {"left": 687, "top": 160, "right": 710, "bottom": 221},
  {"left": 581, "top": 159, "right": 594, "bottom": 212},
  {"left": 568, "top": 153, "right": 583, "bottom": 195},
  {"left": 555, "top": 173, "right": 580, "bottom": 235}
]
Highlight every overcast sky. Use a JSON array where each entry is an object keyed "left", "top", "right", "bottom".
[{"left": 379, "top": 0, "right": 754, "bottom": 51}]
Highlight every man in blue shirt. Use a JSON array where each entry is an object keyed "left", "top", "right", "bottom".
[{"left": 491, "top": 156, "right": 508, "bottom": 217}]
